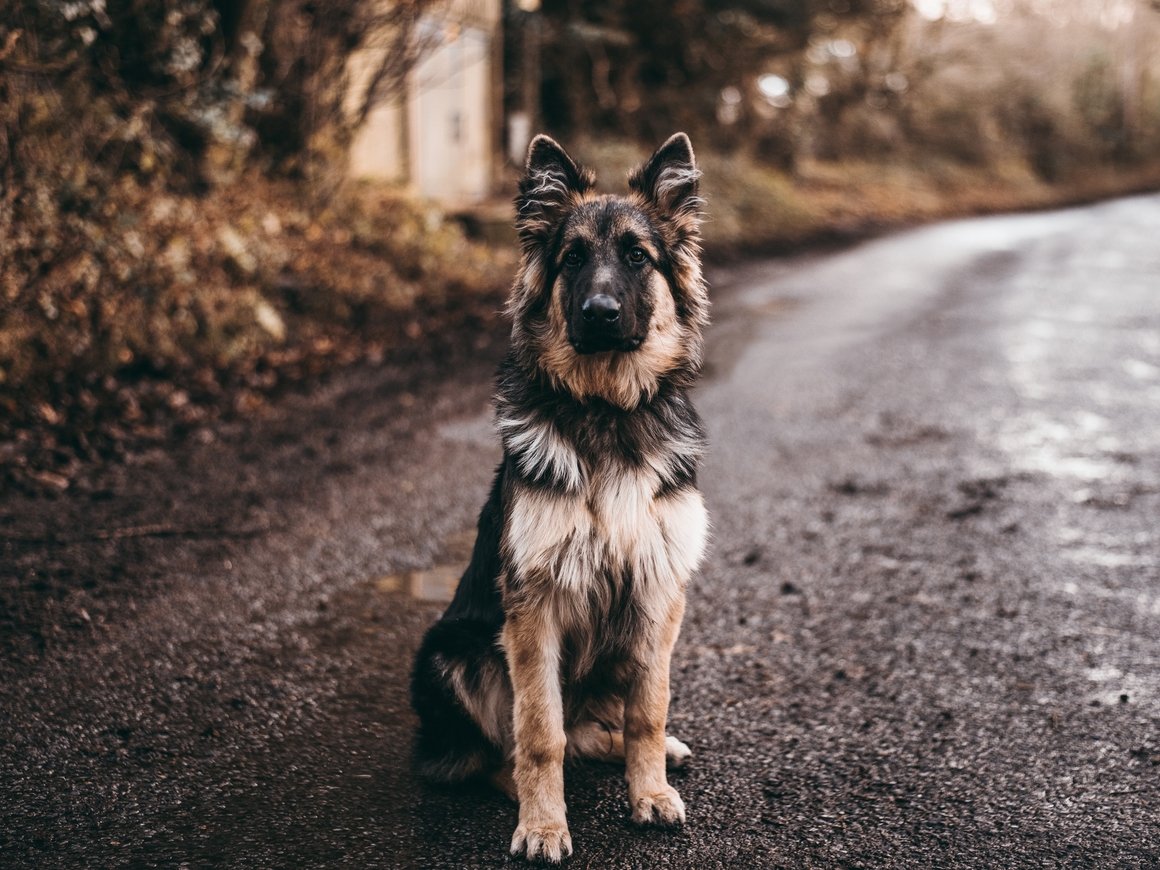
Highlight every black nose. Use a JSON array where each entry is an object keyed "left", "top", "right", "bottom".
[{"left": 582, "top": 294, "right": 620, "bottom": 323}]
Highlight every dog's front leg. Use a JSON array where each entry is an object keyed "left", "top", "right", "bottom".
[
  {"left": 503, "top": 614, "right": 572, "bottom": 863},
  {"left": 624, "top": 593, "right": 687, "bottom": 826}
]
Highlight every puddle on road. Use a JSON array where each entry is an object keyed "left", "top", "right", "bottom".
[
  {"left": 1122, "top": 359, "right": 1160, "bottom": 381},
  {"left": 1056, "top": 527, "right": 1157, "bottom": 573},
  {"left": 997, "top": 411, "right": 1136, "bottom": 483},
  {"left": 373, "top": 528, "right": 475, "bottom": 603},
  {"left": 375, "top": 566, "right": 460, "bottom": 603},
  {"left": 1063, "top": 547, "right": 1156, "bottom": 569},
  {"left": 1000, "top": 298, "right": 1160, "bottom": 486}
]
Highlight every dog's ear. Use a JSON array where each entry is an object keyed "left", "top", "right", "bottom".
[
  {"left": 516, "top": 135, "right": 594, "bottom": 248},
  {"left": 629, "top": 133, "right": 702, "bottom": 227}
]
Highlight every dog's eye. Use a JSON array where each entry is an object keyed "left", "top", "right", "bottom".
[
  {"left": 564, "top": 250, "right": 584, "bottom": 268},
  {"left": 627, "top": 246, "right": 648, "bottom": 266}
]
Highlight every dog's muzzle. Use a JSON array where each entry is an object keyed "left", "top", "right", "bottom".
[{"left": 574, "top": 294, "right": 642, "bottom": 353}]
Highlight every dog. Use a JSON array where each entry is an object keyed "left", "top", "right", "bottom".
[{"left": 410, "top": 132, "right": 710, "bottom": 863}]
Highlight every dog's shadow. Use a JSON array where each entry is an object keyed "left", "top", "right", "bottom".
[{"left": 412, "top": 776, "right": 512, "bottom": 858}]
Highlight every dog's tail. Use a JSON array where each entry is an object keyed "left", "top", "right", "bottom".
[{"left": 410, "top": 617, "right": 511, "bottom": 782}]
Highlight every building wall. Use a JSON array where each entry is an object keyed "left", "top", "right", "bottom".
[
  {"left": 347, "top": 0, "right": 501, "bottom": 206},
  {"left": 348, "top": 96, "right": 407, "bottom": 184}
]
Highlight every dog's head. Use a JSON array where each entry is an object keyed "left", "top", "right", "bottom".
[{"left": 509, "top": 134, "right": 709, "bottom": 408}]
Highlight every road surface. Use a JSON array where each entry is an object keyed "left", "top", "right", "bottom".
[{"left": 3, "top": 194, "right": 1159, "bottom": 868}]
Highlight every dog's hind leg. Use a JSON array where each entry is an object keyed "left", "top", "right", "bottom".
[
  {"left": 411, "top": 618, "right": 511, "bottom": 783},
  {"left": 568, "top": 720, "right": 692, "bottom": 768},
  {"left": 491, "top": 763, "right": 518, "bottom": 802},
  {"left": 568, "top": 720, "right": 622, "bottom": 762}
]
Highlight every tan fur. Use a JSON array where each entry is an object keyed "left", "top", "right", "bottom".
[
  {"left": 624, "top": 593, "right": 687, "bottom": 826},
  {"left": 536, "top": 270, "right": 689, "bottom": 409},
  {"left": 502, "top": 612, "right": 572, "bottom": 862}
]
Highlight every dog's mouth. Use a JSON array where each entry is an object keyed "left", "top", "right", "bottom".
[{"left": 570, "top": 334, "right": 644, "bottom": 355}]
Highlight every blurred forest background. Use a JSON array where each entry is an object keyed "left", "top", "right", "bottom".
[{"left": 3, "top": 0, "right": 1160, "bottom": 487}]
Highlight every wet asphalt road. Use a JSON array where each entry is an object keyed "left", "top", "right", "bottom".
[{"left": 3, "top": 194, "right": 1160, "bottom": 869}]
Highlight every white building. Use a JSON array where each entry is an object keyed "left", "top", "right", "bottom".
[{"left": 347, "top": 0, "right": 503, "bottom": 207}]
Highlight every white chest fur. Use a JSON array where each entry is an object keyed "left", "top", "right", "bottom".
[{"left": 504, "top": 464, "right": 709, "bottom": 600}]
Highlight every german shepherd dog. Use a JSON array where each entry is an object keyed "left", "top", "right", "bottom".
[{"left": 411, "top": 133, "right": 710, "bottom": 863}]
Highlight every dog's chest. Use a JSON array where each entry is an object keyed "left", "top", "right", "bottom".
[{"left": 505, "top": 462, "right": 708, "bottom": 601}]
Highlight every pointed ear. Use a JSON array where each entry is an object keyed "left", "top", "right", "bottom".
[
  {"left": 628, "top": 133, "right": 702, "bottom": 222},
  {"left": 515, "top": 135, "right": 594, "bottom": 247}
]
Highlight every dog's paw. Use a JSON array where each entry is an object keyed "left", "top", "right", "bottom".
[
  {"left": 510, "top": 821, "right": 573, "bottom": 863},
  {"left": 630, "top": 785, "right": 686, "bottom": 827},
  {"left": 665, "top": 736, "right": 692, "bottom": 768}
]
